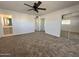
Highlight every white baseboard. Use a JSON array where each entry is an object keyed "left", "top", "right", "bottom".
[{"left": 2, "top": 31, "right": 35, "bottom": 38}]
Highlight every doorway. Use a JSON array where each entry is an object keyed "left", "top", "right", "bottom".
[
  {"left": 39, "top": 18, "right": 45, "bottom": 32},
  {"left": 35, "top": 16, "right": 45, "bottom": 32}
]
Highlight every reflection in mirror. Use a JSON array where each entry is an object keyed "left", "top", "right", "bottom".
[
  {"left": 61, "top": 13, "right": 79, "bottom": 43},
  {"left": 3, "top": 17, "right": 12, "bottom": 26},
  {"left": 62, "top": 20, "right": 71, "bottom": 25}
]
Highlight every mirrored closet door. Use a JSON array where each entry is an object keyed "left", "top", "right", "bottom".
[
  {"left": 61, "top": 11, "right": 79, "bottom": 42},
  {"left": 0, "top": 14, "right": 13, "bottom": 37},
  {"left": 0, "top": 16, "right": 3, "bottom": 38}
]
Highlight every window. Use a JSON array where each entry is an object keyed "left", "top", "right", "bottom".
[{"left": 62, "top": 20, "right": 71, "bottom": 25}]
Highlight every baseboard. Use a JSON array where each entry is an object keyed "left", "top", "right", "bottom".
[{"left": 2, "top": 31, "right": 35, "bottom": 38}]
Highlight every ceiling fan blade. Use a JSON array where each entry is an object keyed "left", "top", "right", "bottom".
[
  {"left": 38, "top": 8, "right": 46, "bottom": 10},
  {"left": 36, "top": 1, "right": 42, "bottom": 7},
  {"left": 27, "top": 9, "right": 34, "bottom": 11},
  {"left": 24, "top": 3, "right": 33, "bottom": 8}
]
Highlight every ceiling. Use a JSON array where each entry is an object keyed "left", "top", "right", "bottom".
[{"left": 0, "top": 1, "right": 79, "bottom": 15}]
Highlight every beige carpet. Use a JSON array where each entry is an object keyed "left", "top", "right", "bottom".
[{"left": 0, "top": 32, "right": 79, "bottom": 57}]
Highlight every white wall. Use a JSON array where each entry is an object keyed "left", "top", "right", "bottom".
[
  {"left": 0, "top": 9, "right": 35, "bottom": 36},
  {"left": 12, "top": 13, "right": 35, "bottom": 35},
  {"left": 41, "top": 4, "right": 79, "bottom": 37}
]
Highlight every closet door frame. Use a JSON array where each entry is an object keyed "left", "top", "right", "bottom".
[
  {"left": 0, "top": 16, "right": 3, "bottom": 38},
  {"left": 40, "top": 18, "right": 45, "bottom": 32}
]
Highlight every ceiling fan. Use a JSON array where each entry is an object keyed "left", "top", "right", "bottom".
[{"left": 24, "top": 1, "right": 46, "bottom": 13}]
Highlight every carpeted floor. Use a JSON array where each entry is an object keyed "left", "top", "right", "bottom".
[{"left": 0, "top": 32, "right": 79, "bottom": 57}]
